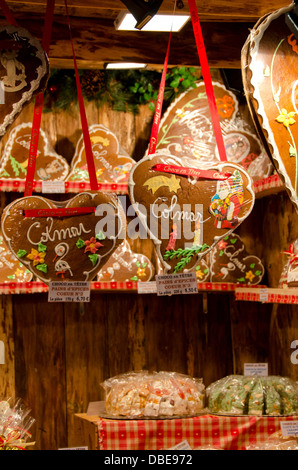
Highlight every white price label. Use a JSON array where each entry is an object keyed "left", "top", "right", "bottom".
[
  {"left": 259, "top": 288, "right": 268, "bottom": 303},
  {"left": 244, "top": 363, "right": 268, "bottom": 376},
  {"left": 48, "top": 281, "right": 91, "bottom": 302},
  {"left": 280, "top": 421, "right": 298, "bottom": 437},
  {"left": 137, "top": 281, "right": 157, "bottom": 294},
  {"left": 156, "top": 272, "right": 198, "bottom": 296},
  {"left": 42, "top": 181, "right": 65, "bottom": 193}
]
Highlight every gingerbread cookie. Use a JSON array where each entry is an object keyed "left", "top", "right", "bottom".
[
  {"left": 128, "top": 153, "right": 255, "bottom": 275},
  {"left": 0, "top": 228, "right": 32, "bottom": 282},
  {"left": 1, "top": 192, "right": 126, "bottom": 284},
  {"left": 0, "top": 123, "right": 69, "bottom": 182},
  {"left": 209, "top": 233, "right": 264, "bottom": 284},
  {"left": 97, "top": 239, "right": 154, "bottom": 282},
  {"left": 67, "top": 124, "right": 135, "bottom": 184},
  {"left": 0, "top": 25, "right": 49, "bottom": 139},
  {"left": 154, "top": 81, "right": 238, "bottom": 162},
  {"left": 242, "top": 5, "right": 298, "bottom": 209}
]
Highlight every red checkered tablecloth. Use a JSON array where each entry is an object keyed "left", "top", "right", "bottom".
[{"left": 98, "top": 414, "right": 297, "bottom": 450}]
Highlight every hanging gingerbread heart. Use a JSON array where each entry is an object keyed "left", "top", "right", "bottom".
[
  {"left": 1, "top": 191, "right": 126, "bottom": 284},
  {"left": 242, "top": 5, "right": 298, "bottom": 209},
  {"left": 209, "top": 233, "right": 265, "bottom": 284},
  {"left": 97, "top": 239, "right": 154, "bottom": 282},
  {"left": 0, "top": 25, "right": 49, "bottom": 139},
  {"left": 128, "top": 153, "right": 255, "bottom": 274},
  {"left": 67, "top": 124, "right": 135, "bottom": 184},
  {"left": 0, "top": 122, "right": 69, "bottom": 182}
]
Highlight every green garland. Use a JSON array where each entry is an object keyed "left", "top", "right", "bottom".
[
  {"left": 43, "top": 67, "right": 200, "bottom": 114},
  {"left": 164, "top": 244, "right": 209, "bottom": 273}
]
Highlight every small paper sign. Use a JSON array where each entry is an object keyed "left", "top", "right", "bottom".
[
  {"left": 280, "top": 421, "right": 298, "bottom": 437},
  {"left": 156, "top": 272, "right": 198, "bottom": 296},
  {"left": 259, "top": 288, "right": 268, "bottom": 303},
  {"left": 42, "top": 181, "right": 65, "bottom": 193},
  {"left": 137, "top": 281, "right": 157, "bottom": 294},
  {"left": 48, "top": 281, "right": 91, "bottom": 302},
  {"left": 244, "top": 363, "right": 268, "bottom": 376}
]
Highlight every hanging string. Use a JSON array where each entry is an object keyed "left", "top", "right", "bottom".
[
  {"left": 64, "top": 0, "right": 98, "bottom": 191},
  {"left": 187, "top": 0, "right": 227, "bottom": 162}
]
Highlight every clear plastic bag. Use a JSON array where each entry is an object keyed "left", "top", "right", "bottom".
[
  {"left": 101, "top": 371, "right": 205, "bottom": 418},
  {"left": 0, "top": 397, "right": 35, "bottom": 450},
  {"left": 206, "top": 375, "right": 298, "bottom": 416}
]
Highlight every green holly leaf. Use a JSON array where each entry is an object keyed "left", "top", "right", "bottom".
[
  {"left": 38, "top": 243, "right": 47, "bottom": 253},
  {"left": 250, "top": 263, "right": 255, "bottom": 269},
  {"left": 36, "top": 263, "right": 47, "bottom": 273},
  {"left": 17, "top": 249, "right": 27, "bottom": 258},
  {"left": 130, "top": 276, "right": 138, "bottom": 281},
  {"left": 88, "top": 254, "right": 98, "bottom": 266},
  {"left": 76, "top": 238, "right": 85, "bottom": 249}
]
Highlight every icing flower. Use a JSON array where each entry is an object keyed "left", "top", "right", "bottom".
[
  {"left": 136, "top": 267, "right": 146, "bottom": 277},
  {"left": 245, "top": 270, "right": 255, "bottom": 282},
  {"left": 84, "top": 237, "right": 103, "bottom": 254},
  {"left": 183, "top": 135, "right": 193, "bottom": 146},
  {"left": 27, "top": 248, "right": 46, "bottom": 266},
  {"left": 276, "top": 108, "right": 296, "bottom": 128},
  {"left": 175, "top": 108, "right": 188, "bottom": 119},
  {"left": 217, "top": 240, "right": 228, "bottom": 250},
  {"left": 195, "top": 268, "right": 205, "bottom": 280}
]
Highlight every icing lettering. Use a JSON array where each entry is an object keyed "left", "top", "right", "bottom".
[
  {"left": 27, "top": 218, "right": 91, "bottom": 245},
  {"left": 152, "top": 195, "right": 201, "bottom": 223}
]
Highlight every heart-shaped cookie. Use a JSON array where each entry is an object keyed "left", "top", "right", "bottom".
[
  {"left": 97, "top": 239, "right": 154, "bottom": 282},
  {"left": 128, "top": 153, "right": 255, "bottom": 274},
  {"left": 242, "top": 5, "right": 298, "bottom": 209},
  {"left": 0, "top": 122, "right": 69, "bottom": 182},
  {"left": 67, "top": 124, "right": 135, "bottom": 183},
  {"left": 1, "top": 192, "right": 126, "bottom": 284},
  {"left": 0, "top": 25, "right": 49, "bottom": 139},
  {"left": 154, "top": 81, "right": 238, "bottom": 162},
  {"left": 209, "top": 233, "right": 264, "bottom": 284},
  {"left": 0, "top": 228, "right": 33, "bottom": 283}
]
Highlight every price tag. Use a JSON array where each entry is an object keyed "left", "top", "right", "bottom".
[
  {"left": 259, "top": 288, "right": 268, "bottom": 303},
  {"left": 280, "top": 421, "right": 298, "bottom": 437},
  {"left": 42, "top": 181, "right": 65, "bottom": 193},
  {"left": 156, "top": 272, "right": 198, "bottom": 296},
  {"left": 137, "top": 281, "right": 157, "bottom": 294},
  {"left": 48, "top": 281, "right": 91, "bottom": 302},
  {"left": 244, "top": 363, "right": 268, "bottom": 376}
]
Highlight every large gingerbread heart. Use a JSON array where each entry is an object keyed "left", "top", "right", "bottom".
[
  {"left": 1, "top": 192, "right": 126, "bottom": 284},
  {"left": 128, "top": 153, "right": 255, "bottom": 274},
  {"left": 97, "top": 239, "right": 154, "bottom": 282},
  {"left": 67, "top": 124, "right": 135, "bottom": 184},
  {"left": 0, "top": 122, "right": 69, "bottom": 182},
  {"left": 242, "top": 5, "right": 298, "bottom": 209},
  {"left": 0, "top": 25, "right": 49, "bottom": 139}
]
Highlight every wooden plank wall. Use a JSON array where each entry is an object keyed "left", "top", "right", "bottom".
[{"left": 0, "top": 90, "right": 298, "bottom": 450}]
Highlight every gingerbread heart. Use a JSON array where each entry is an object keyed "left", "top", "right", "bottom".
[
  {"left": 0, "top": 228, "right": 32, "bottom": 283},
  {"left": 242, "top": 5, "right": 298, "bottom": 209},
  {"left": 128, "top": 153, "right": 255, "bottom": 274},
  {"left": 0, "top": 122, "right": 69, "bottom": 182},
  {"left": 154, "top": 81, "right": 238, "bottom": 162},
  {"left": 209, "top": 233, "right": 264, "bottom": 284},
  {"left": 1, "top": 192, "right": 126, "bottom": 284},
  {"left": 0, "top": 25, "right": 49, "bottom": 139},
  {"left": 97, "top": 239, "right": 154, "bottom": 282},
  {"left": 67, "top": 124, "right": 135, "bottom": 184}
]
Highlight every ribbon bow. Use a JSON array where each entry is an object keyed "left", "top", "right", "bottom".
[{"left": 283, "top": 244, "right": 298, "bottom": 266}]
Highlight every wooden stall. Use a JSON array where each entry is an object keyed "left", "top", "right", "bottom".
[{"left": 0, "top": 0, "right": 297, "bottom": 451}]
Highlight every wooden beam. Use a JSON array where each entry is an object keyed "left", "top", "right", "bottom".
[{"left": 0, "top": 15, "right": 254, "bottom": 69}]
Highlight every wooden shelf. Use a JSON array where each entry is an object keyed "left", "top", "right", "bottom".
[
  {"left": 235, "top": 287, "right": 298, "bottom": 304},
  {"left": 0, "top": 174, "right": 285, "bottom": 197}
]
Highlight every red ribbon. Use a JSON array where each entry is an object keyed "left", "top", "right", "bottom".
[
  {"left": 152, "top": 163, "right": 231, "bottom": 180},
  {"left": 24, "top": 0, "right": 56, "bottom": 197},
  {"left": 148, "top": 2, "right": 176, "bottom": 155},
  {"left": 24, "top": 206, "right": 96, "bottom": 218},
  {"left": 283, "top": 244, "right": 298, "bottom": 265},
  {"left": 187, "top": 0, "right": 227, "bottom": 162},
  {"left": 64, "top": 0, "right": 98, "bottom": 191}
]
